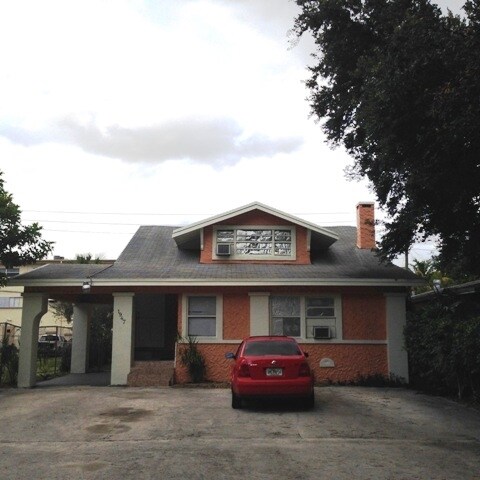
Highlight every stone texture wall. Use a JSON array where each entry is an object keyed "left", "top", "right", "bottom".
[
  {"left": 342, "top": 294, "right": 386, "bottom": 340},
  {"left": 304, "top": 343, "right": 388, "bottom": 383},
  {"left": 174, "top": 342, "right": 388, "bottom": 384},
  {"left": 175, "top": 286, "right": 390, "bottom": 385},
  {"left": 223, "top": 294, "right": 250, "bottom": 340},
  {"left": 175, "top": 343, "right": 235, "bottom": 383}
]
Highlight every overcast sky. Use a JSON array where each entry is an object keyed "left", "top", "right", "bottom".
[{"left": 0, "top": 0, "right": 463, "bottom": 263}]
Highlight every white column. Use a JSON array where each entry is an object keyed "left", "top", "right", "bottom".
[
  {"left": 249, "top": 293, "right": 270, "bottom": 336},
  {"left": 18, "top": 293, "right": 48, "bottom": 388},
  {"left": 111, "top": 293, "right": 135, "bottom": 386},
  {"left": 71, "top": 304, "right": 90, "bottom": 374},
  {"left": 385, "top": 293, "right": 409, "bottom": 382}
]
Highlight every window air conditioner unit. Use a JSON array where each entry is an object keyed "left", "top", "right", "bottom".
[
  {"left": 314, "top": 326, "right": 331, "bottom": 340},
  {"left": 216, "top": 244, "right": 231, "bottom": 256}
]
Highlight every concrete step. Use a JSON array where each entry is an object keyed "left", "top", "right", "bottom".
[{"left": 127, "top": 360, "right": 174, "bottom": 387}]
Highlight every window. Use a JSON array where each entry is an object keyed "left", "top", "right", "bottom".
[
  {"left": 0, "top": 297, "right": 23, "bottom": 308},
  {"left": 271, "top": 296, "right": 301, "bottom": 336},
  {"left": 215, "top": 227, "right": 294, "bottom": 260},
  {"left": 305, "top": 297, "right": 337, "bottom": 339},
  {"left": 187, "top": 296, "right": 217, "bottom": 337},
  {"left": 270, "top": 295, "right": 340, "bottom": 339}
]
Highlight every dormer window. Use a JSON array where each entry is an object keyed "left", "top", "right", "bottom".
[{"left": 214, "top": 226, "right": 295, "bottom": 260}]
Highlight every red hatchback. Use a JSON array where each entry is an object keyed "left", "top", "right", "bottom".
[{"left": 225, "top": 336, "right": 314, "bottom": 409}]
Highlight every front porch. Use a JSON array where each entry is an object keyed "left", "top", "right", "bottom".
[{"left": 17, "top": 291, "right": 178, "bottom": 388}]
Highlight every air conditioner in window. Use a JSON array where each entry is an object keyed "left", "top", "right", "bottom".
[
  {"left": 216, "top": 244, "right": 231, "bottom": 256},
  {"left": 313, "top": 326, "right": 331, "bottom": 340}
]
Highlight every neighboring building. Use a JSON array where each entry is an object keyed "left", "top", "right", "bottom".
[
  {"left": 11, "top": 202, "right": 421, "bottom": 388},
  {"left": 0, "top": 263, "right": 71, "bottom": 346},
  {"left": 410, "top": 279, "right": 480, "bottom": 310}
]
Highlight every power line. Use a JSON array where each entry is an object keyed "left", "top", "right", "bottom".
[
  {"left": 44, "top": 229, "right": 136, "bottom": 235},
  {"left": 23, "top": 209, "right": 354, "bottom": 216}
]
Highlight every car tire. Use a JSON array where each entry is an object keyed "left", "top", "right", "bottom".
[
  {"left": 231, "top": 391, "right": 242, "bottom": 409},
  {"left": 304, "top": 392, "right": 315, "bottom": 410}
]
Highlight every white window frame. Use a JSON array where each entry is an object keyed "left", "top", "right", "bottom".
[
  {"left": 213, "top": 225, "right": 296, "bottom": 261},
  {"left": 304, "top": 295, "right": 342, "bottom": 340},
  {"left": 270, "top": 294, "right": 342, "bottom": 341},
  {"left": 182, "top": 294, "right": 223, "bottom": 341}
]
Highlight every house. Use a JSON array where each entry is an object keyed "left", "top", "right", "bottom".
[
  {"left": 0, "top": 262, "right": 75, "bottom": 346},
  {"left": 11, "top": 201, "right": 421, "bottom": 388}
]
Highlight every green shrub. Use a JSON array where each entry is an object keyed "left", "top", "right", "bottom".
[
  {"left": 0, "top": 335, "right": 19, "bottom": 386},
  {"left": 405, "top": 298, "right": 480, "bottom": 400},
  {"left": 60, "top": 343, "right": 72, "bottom": 373},
  {"left": 179, "top": 336, "right": 206, "bottom": 383}
]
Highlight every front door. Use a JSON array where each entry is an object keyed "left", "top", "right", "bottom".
[{"left": 134, "top": 294, "right": 177, "bottom": 360}]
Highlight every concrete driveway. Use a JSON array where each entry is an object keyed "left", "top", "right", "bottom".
[{"left": 0, "top": 385, "right": 479, "bottom": 480}]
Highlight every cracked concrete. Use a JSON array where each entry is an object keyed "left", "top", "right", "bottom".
[{"left": 0, "top": 385, "right": 479, "bottom": 479}]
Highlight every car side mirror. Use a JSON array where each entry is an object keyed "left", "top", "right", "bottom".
[
  {"left": 303, "top": 351, "right": 309, "bottom": 357},
  {"left": 225, "top": 352, "right": 236, "bottom": 360}
]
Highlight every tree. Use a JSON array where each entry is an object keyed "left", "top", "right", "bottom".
[
  {"left": 0, "top": 172, "right": 53, "bottom": 285},
  {"left": 293, "top": 0, "right": 480, "bottom": 277},
  {"left": 410, "top": 258, "right": 452, "bottom": 293}
]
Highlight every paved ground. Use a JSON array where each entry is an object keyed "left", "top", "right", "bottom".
[{"left": 1, "top": 384, "right": 479, "bottom": 480}]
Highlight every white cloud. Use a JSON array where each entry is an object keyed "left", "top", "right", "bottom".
[{"left": 0, "top": 0, "right": 380, "bottom": 260}]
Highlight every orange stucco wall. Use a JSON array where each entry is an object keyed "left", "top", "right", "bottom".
[
  {"left": 200, "top": 210, "right": 310, "bottom": 264},
  {"left": 303, "top": 343, "right": 388, "bottom": 383},
  {"left": 174, "top": 287, "right": 390, "bottom": 384},
  {"left": 342, "top": 294, "right": 386, "bottom": 340},
  {"left": 175, "top": 342, "right": 388, "bottom": 384},
  {"left": 223, "top": 294, "right": 250, "bottom": 340}
]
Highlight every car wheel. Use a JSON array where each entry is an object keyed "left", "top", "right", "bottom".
[
  {"left": 304, "top": 392, "right": 315, "bottom": 410},
  {"left": 231, "top": 391, "right": 242, "bottom": 409}
]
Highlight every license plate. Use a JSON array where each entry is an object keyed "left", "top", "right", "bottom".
[{"left": 266, "top": 368, "right": 283, "bottom": 377}]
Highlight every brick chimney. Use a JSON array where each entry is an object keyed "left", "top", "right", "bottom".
[{"left": 356, "top": 202, "right": 376, "bottom": 249}]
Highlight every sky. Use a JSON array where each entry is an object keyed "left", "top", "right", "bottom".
[{"left": 0, "top": 0, "right": 463, "bottom": 264}]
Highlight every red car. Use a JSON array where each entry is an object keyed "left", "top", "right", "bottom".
[{"left": 225, "top": 336, "right": 314, "bottom": 409}]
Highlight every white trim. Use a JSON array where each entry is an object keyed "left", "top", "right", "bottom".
[
  {"left": 385, "top": 293, "right": 409, "bottom": 381},
  {"left": 182, "top": 294, "right": 223, "bottom": 340},
  {"left": 172, "top": 201, "right": 339, "bottom": 243},
  {"left": 270, "top": 294, "right": 343, "bottom": 340},
  {"left": 13, "top": 278, "right": 423, "bottom": 287}
]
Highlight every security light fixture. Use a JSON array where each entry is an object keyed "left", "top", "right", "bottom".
[{"left": 82, "top": 280, "right": 92, "bottom": 293}]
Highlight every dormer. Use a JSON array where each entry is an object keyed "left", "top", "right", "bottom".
[{"left": 172, "top": 202, "right": 339, "bottom": 265}]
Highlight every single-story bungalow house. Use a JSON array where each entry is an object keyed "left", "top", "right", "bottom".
[{"left": 11, "top": 201, "right": 421, "bottom": 388}]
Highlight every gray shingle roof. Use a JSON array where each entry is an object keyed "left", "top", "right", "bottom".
[
  {"left": 11, "top": 225, "right": 419, "bottom": 285},
  {"left": 99, "top": 225, "right": 417, "bottom": 281}
]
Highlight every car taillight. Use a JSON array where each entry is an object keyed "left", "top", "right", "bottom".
[
  {"left": 238, "top": 362, "right": 250, "bottom": 377},
  {"left": 299, "top": 362, "right": 311, "bottom": 377}
]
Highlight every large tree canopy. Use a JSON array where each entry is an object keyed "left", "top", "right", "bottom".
[
  {"left": 0, "top": 172, "right": 53, "bottom": 285},
  {"left": 294, "top": 0, "right": 480, "bottom": 277}
]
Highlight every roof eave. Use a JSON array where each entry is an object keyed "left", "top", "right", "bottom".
[
  {"left": 172, "top": 201, "right": 339, "bottom": 247},
  {"left": 15, "top": 277, "right": 422, "bottom": 288}
]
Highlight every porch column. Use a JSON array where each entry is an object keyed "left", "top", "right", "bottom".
[
  {"left": 18, "top": 293, "right": 48, "bottom": 388},
  {"left": 71, "top": 304, "right": 90, "bottom": 374},
  {"left": 385, "top": 293, "right": 409, "bottom": 382},
  {"left": 249, "top": 293, "right": 270, "bottom": 336},
  {"left": 111, "top": 292, "right": 135, "bottom": 385}
]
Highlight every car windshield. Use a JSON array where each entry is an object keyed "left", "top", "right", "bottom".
[{"left": 244, "top": 340, "right": 301, "bottom": 356}]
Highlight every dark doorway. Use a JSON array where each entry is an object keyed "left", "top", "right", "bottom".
[{"left": 134, "top": 294, "right": 177, "bottom": 360}]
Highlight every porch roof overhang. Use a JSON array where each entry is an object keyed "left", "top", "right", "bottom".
[{"left": 18, "top": 276, "right": 422, "bottom": 289}]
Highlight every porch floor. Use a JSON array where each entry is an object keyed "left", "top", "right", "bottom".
[{"left": 37, "top": 372, "right": 111, "bottom": 387}]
